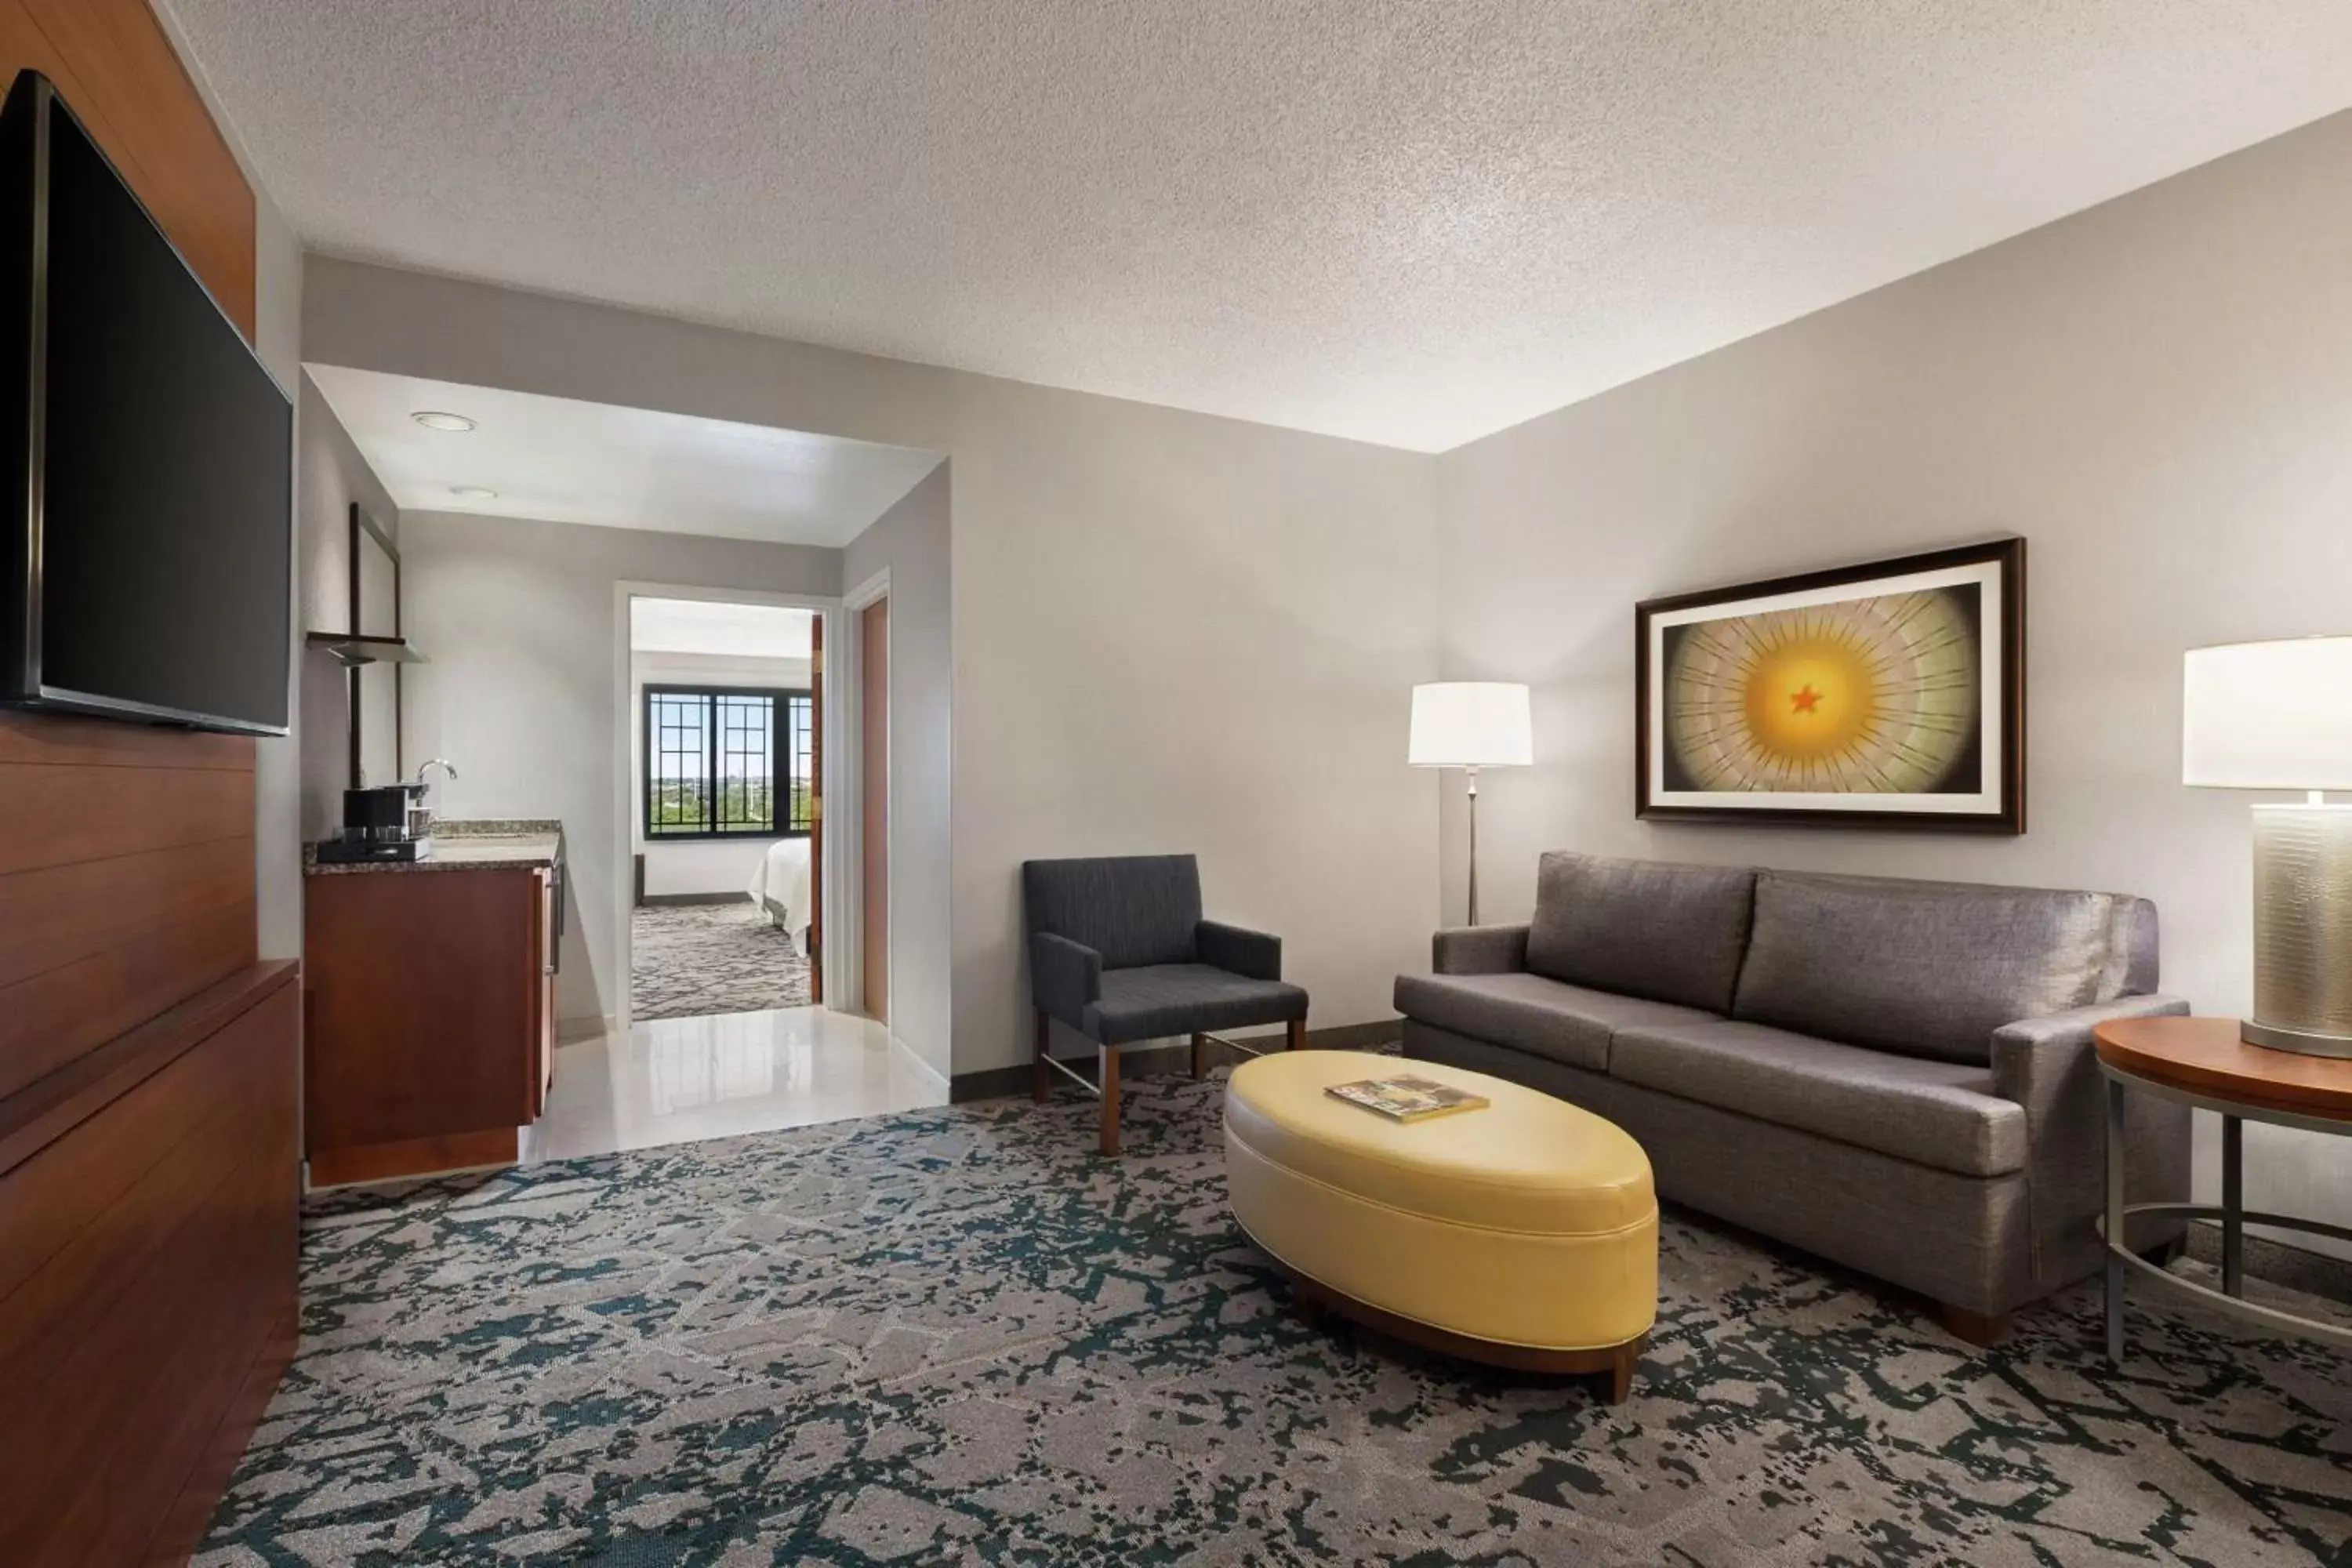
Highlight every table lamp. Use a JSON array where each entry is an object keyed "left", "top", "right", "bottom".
[
  {"left": 1410, "top": 682, "right": 1533, "bottom": 925},
  {"left": 2183, "top": 636, "right": 2352, "bottom": 1057}
]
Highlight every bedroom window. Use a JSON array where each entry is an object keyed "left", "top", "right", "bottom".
[{"left": 643, "top": 685, "right": 814, "bottom": 839}]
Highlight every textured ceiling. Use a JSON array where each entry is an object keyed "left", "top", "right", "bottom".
[
  {"left": 307, "top": 365, "right": 943, "bottom": 546},
  {"left": 174, "top": 2, "right": 2352, "bottom": 452}
]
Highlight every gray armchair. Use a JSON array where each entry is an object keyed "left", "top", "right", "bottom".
[{"left": 1023, "top": 855, "right": 1308, "bottom": 1153}]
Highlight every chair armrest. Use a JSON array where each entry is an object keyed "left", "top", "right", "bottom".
[
  {"left": 1198, "top": 920, "right": 1281, "bottom": 982},
  {"left": 1991, "top": 993, "right": 2191, "bottom": 1287},
  {"left": 1030, "top": 931, "right": 1104, "bottom": 1027},
  {"left": 1432, "top": 924, "right": 1529, "bottom": 975}
]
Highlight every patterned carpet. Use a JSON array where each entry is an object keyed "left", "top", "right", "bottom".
[
  {"left": 632, "top": 902, "right": 811, "bottom": 1021},
  {"left": 198, "top": 1074, "right": 2352, "bottom": 1567}
]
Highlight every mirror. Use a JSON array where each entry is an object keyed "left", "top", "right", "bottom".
[{"left": 350, "top": 505, "right": 402, "bottom": 787}]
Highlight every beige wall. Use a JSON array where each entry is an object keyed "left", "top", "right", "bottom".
[
  {"left": 291, "top": 374, "right": 402, "bottom": 847},
  {"left": 844, "top": 466, "right": 954, "bottom": 1080},
  {"left": 1435, "top": 107, "right": 2352, "bottom": 1249},
  {"left": 946, "top": 379, "right": 1439, "bottom": 1074},
  {"left": 397, "top": 510, "right": 840, "bottom": 1029},
  {"left": 249, "top": 180, "right": 307, "bottom": 957},
  {"left": 307, "top": 263, "right": 1446, "bottom": 1081}
]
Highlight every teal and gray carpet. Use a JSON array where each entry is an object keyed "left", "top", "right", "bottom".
[{"left": 200, "top": 1074, "right": 2352, "bottom": 1566}]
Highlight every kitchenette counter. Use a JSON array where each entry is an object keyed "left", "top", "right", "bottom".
[
  {"left": 306, "top": 818, "right": 564, "bottom": 875},
  {"left": 302, "top": 816, "right": 568, "bottom": 1185}
]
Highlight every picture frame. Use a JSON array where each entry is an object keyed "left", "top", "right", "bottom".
[{"left": 1635, "top": 538, "right": 2025, "bottom": 833}]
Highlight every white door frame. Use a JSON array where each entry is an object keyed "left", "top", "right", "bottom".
[
  {"left": 840, "top": 566, "right": 891, "bottom": 1024},
  {"left": 612, "top": 581, "right": 843, "bottom": 1032}
]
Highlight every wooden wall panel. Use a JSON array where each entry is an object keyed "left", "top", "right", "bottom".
[
  {"left": 0, "top": 0, "right": 258, "bottom": 336},
  {"left": 0, "top": 5, "right": 279, "bottom": 1564},
  {"left": 0, "top": 975, "right": 297, "bottom": 1566},
  {"left": 0, "top": 715, "right": 256, "bottom": 1098}
]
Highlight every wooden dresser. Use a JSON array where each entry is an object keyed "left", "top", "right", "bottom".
[{"left": 303, "top": 825, "right": 563, "bottom": 1186}]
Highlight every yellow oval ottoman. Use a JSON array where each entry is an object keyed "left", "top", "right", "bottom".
[{"left": 1223, "top": 1050, "right": 1657, "bottom": 1401}]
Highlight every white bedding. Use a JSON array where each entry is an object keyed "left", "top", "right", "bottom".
[{"left": 746, "top": 837, "right": 812, "bottom": 949}]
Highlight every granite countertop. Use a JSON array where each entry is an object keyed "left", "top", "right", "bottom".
[{"left": 305, "top": 818, "right": 564, "bottom": 876}]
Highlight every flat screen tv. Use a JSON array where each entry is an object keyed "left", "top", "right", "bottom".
[{"left": 0, "top": 71, "right": 292, "bottom": 735}]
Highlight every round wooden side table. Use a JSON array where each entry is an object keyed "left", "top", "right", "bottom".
[{"left": 2095, "top": 1015, "right": 2352, "bottom": 1360}]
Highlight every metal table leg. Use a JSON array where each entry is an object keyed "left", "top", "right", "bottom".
[
  {"left": 2222, "top": 1113, "right": 2245, "bottom": 1298},
  {"left": 2105, "top": 1075, "right": 2126, "bottom": 1364}
]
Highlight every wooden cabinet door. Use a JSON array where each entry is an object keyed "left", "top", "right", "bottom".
[{"left": 303, "top": 869, "right": 539, "bottom": 1153}]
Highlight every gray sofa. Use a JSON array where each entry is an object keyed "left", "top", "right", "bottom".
[{"left": 1395, "top": 852, "right": 2190, "bottom": 1339}]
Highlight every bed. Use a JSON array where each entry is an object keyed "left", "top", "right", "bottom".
[{"left": 746, "top": 837, "right": 813, "bottom": 955}]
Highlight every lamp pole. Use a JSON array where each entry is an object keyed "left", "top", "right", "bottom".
[{"left": 1465, "top": 765, "right": 1480, "bottom": 926}]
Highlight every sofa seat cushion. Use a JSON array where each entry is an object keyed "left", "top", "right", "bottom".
[
  {"left": 1084, "top": 964, "right": 1308, "bottom": 1045},
  {"left": 1393, "top": 971, "right": 1721, "bottom": 1073},
  {"left": 1526, "top": 853, "right": 1756, "bottom": 1013},
  {"left": 1610, "top": 1019, "right": 2027, "bottom": 1178}
]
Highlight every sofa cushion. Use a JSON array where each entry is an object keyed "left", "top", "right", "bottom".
[
  {"left": 1733, "top": 871, "right": 2153, "bottom": 1065},
  {"left": 1610, "top": 1018, "right": 2027, "bottom": 1178},
  {"left": 1525, "top": 852, "right": 1757, "bottom": 1013},
  {"left": 1393, "top": 971, "right": 1720, "bottom": 1073},
  {"left": 1085, "top": 964, "right": 1307, "bottom": 1045}
]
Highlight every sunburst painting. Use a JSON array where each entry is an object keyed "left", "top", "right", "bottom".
[{"left": 1635, "top": 540, "right": 2024, "bottom": 832}]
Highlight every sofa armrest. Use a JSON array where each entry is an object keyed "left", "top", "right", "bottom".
[
  {"left": 1030, "top": 931, "right": 1104, "bottom": 1027},
  {"left": 1992, "top": 993, "right": 2191, "bottom": 1287},
  {"left": 1432, "top": 924, "right": 1529, "bottom": 975},
  {"left": 1198, "top": 919, "right": 1281, "bottom": 982}
]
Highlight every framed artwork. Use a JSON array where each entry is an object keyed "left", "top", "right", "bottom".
[{"left": 1635, "top": 538, "right": 2024, "bottom": 833}]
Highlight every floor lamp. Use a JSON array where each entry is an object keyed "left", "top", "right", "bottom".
[{"left": 1410, "top": 682, "right": 1533, "bottom": 926}]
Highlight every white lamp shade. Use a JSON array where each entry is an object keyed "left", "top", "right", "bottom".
[
  {"left": 1409, "top": 682, "right": 1533, "bottom": 768},
  {"left": 2183, "top": 637, "right": 2352, "bottom": 789}
]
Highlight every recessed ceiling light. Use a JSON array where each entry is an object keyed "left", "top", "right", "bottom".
[
  {"left": 412, "top": 411, "right": 476, "bottom": 432},
  {"left": 450, "top": 485, "right": 498, "bottom": 500}
]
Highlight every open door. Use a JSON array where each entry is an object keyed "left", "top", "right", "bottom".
[{"left": 807, "top": 612, "right": 823, "bottom": 1005}]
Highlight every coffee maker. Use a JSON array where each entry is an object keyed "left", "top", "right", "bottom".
[{"left": 316, "top": 782, "right": 435, "bottom": 863}]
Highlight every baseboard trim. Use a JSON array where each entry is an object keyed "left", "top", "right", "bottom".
[
  {"left": 2183, "top": 1217, "right": 2352, "bottom": 1301},
  {"left": 636, "top": 891, "right": 744, "bottom": 908},
  {"left": 557, "top": 1014, "right": 615, "bottom": 1044},
  {"left": 948, "top": 1018, "right": 1401, "bottom": 1104},
  {"left": 888, "top": 1032, "right": 951, "bottom": 1095}
]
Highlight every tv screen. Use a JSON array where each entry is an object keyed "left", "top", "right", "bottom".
[{"left": 1, "top": 71, "right": 292, "bottom": 735}]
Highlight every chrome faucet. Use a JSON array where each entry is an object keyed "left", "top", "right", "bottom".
[{"left": 412, "top": 757, "right": 459, "bottom": 790}]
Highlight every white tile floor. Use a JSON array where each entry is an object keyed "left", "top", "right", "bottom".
[{"left": 523, "top": 1006, "right": 946, "bottom": 1163}]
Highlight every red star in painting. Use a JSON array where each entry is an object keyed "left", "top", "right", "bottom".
[{"left": 1789, "top": 684, "right": 1824, "bottom": 714}]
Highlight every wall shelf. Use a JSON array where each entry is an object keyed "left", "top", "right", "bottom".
[{"left": 306, "top": 631, "right": 426, "bottom": 667}]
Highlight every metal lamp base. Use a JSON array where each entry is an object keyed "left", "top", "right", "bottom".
[
  {"left": 2245, "top": 803, "right": 2352, "bottom": 1060},
  {"left": 2241, "top": 1018, "right": 2352, "bottom": 1060}
]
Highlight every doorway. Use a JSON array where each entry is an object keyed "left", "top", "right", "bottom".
[{"left": 626, "top": 597, "right": 818, "bottom": 1023}]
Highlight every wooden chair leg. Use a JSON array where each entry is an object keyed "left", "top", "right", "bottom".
[
  {"left": 1098, "top": 1045, "right": 1122, "bottom": 1156},
  {"left": 1191, "top": 1031, "right": 1208, "bottom": 1080},
  {"left": 1032, "top": 1009, "right": 1051, "bottom": 1104},
  {"left": 1286, "top": 1018, "right": 1306, "bottom": 1051}
]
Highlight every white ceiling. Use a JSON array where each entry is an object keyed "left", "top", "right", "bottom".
[
  {"left": 630, "top": 599, "right": 813, "bottom": 660},
  {"left": 178, "top": 2, "right": 2352, "bottom": 452},
  {"left": 305, "top": 365, "right": 945, "bottom": 546}
]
